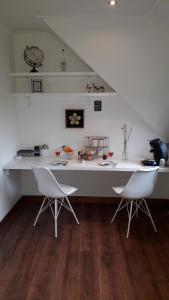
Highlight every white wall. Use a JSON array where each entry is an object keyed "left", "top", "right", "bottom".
[
  {"left": 16, "top": 95, "right": 156, "bottom": 160},
  {"left": 45, "top": 15, "right": 169, "bottom": 140},
  {"left": 16, "top": 94, "right": 169, "bottom": 198},
  {"left": 12, "top": 31, "right": 91, "bottom": 72},
  {"left": 13, "top": 31, "right": 158, "bottom": 160},
  {"left": 13, "top": 30, "right": 169, "bottom": 198},
  {"left": 0, "top": 24, "right": 21, "bottom": 221}
]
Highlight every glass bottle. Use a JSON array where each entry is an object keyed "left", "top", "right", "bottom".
[{"left": 60, "top": 48, "right": 67, "bottom": 71}]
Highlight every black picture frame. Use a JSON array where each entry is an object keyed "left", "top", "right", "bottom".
[
  {"left": 31, "top": 79, "right": 43, "bottom": 93},
  {"left": 94, "top": 100, "right": 102, "bottom": 111},
  {"left": 65, "top": 109, "right": 84, "bottom": 128}
]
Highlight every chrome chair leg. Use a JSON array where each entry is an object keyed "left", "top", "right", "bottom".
[
  {"left": 127, "top": 200, "right": 133, "bottom": 238},
  {"left": 65, "top": 197, "right": 79, "bottom": 224},
  {"left": 111, "top": 197, "right": 124, "bottom": 223},
  {"left": 54, "top": 199, "right": 58, "bottom": 238},
  {"left": 136, "top": 200, "right": 138, "bottom": 217},
  {"left": 56, "top": 198, "right": 64, "bottom": 219},
  {"left": 48, "top": 198, "right": 55, "bottom": 218},
  {"left": 34, "top": 197, "right": 47, "bottom": 227},
  {"left": 143, "top": 199, "right": 157, "bottom": 232}
]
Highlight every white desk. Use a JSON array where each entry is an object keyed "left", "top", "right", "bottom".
[
  {"left": 3, "top": 157, "right": 169, "bottom": 197},
  {"left": 3, "top": 157, "right": 169, "bottom": 172}
]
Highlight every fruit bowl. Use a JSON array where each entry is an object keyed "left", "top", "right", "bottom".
[
  {"left": 65, "top": 152, "right": 74, "bottom": 160},
  {"left": 62, "top": 145, "right": 74, "bottom": 160}
]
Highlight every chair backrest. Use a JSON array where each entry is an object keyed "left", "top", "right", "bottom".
[
  {"left": 32, "top": 166, "right": 65, "bottom": 198},
  {"left": 122, "top": 167, "right": 159, "bottom": 199}
]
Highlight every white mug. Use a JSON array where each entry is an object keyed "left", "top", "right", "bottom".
[
  {"left": 159, "top": 158, "right": 165, "bottom": 167},
  {"left": 41, "top": 149, "right": 49, "bottom": 157}
]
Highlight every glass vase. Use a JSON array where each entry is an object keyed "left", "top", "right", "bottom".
[{"left": 122, "top": 141, "right": 128, "bottom": 160}]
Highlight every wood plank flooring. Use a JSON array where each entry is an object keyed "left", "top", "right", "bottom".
[{"left": 0, "top": 197, "right": 169, "bottom": 300}]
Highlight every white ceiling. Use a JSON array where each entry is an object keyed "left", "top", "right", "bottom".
[{"left": 0, "top": 0, "right": 167, "bottom": 32}]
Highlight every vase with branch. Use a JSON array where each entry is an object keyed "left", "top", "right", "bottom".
[{"left": 121, "top": 123, "right": 133, "bottom": 160}]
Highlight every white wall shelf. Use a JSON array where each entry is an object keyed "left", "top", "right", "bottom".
[
  {"left": 11, "top": 92, "right": 115, "bottom": 97},
  {"left": 10, "top": 71, "right": 115, "bottom": 95},
  {"left": 10, "top": 72, "right": 97, "bottom": 78}
]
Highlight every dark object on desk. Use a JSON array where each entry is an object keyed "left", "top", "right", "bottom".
[
  {"left": 149, "top": 138, "right": 168, "bottom": 165},
  {"left": 141, "top": 159, "right": 157, "bottom": 166},
  {"left": 102, "top": 154, "right": 107, "bottom": 160},
  {"left": 17, "top": 149, "right": 34, "bottom": 157},
  {"left": 34, "top": 146, "right": 40, "bottom": 156},
  {"left": 51, "top": 161, "right": 68, "bottom": 166}
]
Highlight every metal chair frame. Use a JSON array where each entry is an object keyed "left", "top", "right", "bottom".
[
  {"left": 32, "top": 167, "right": 79, "bottom": 238},
  {"left": 34, "top": 196, "right": 79, "bottom": 238},
  {"left": 111, "top": 197, "right": 157, "bottom": 238}
]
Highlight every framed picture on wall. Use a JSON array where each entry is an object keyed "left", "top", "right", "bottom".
[
  {"left": 94, "top": 100, "right": 102, "bottom": 111},
  {"left": 31, "top": 79, "right": 43, "bottom": 93},
  {"left": 65, "top": 109, "right": 84, "bottom": 128}
]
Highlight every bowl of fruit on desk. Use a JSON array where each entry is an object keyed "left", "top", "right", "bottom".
[{"left": 62, "top": 145, "right": 74, "bottom": 159}]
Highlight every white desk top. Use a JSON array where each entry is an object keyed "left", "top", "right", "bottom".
[{"left": 3, "top": 157, "right": 169, "bottom": 172}]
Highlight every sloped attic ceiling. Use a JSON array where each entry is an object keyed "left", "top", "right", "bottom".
[
  {"left": 43, "top": 9, "right": 169, "bottom": 140},
  {"left": 0, "top": 0, "right": 159, "bottom": 31}
]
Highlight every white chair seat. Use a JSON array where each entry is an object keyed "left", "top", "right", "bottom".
[
  {"left": 60, "top": 184, "right": 78, "bottom": 196},
  {"left": 112, "top": 186, "right": 125, "bottom": 194}
]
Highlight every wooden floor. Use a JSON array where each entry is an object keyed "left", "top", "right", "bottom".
[{"left": 0, "top": 198, "right": 169, "bottom": 300}]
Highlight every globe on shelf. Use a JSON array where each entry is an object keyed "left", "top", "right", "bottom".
[{"left": 23, "top": 45, "right": 45, "bottom": 73}]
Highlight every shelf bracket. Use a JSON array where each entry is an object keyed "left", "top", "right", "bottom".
[
  {"left": 26, "top": 95, "right": 31, "bottom": 107},
  {"left": 3, "top": 169, "right": 10, "bottom": 176}
]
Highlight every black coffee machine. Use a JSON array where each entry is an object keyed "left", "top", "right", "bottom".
[{"left": 142, "top": 138, "right": 168, "bottom": 166}]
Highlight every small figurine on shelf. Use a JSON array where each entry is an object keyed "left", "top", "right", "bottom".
[
  {"left": 92, "top": 83, "right": 97, "bottom": 93},
  {"left": 86, "top": 81, "right": 105, "bottom": 93},
  {"left": 100, "top": 86, "right": 105, "bottom": 93},
  {"left": 86, "top": 83, "right": 92, "bottom": 93},
  {"left": 95, "top": 86, "right": 101, "bottom": 93}
]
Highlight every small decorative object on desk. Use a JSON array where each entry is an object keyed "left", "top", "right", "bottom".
[
  {"left": 55, "top": 148, "right": 61, "bottom": 160},
  {"left": 159, "top": 158, "right": 165, "bottom": 167},
  {"left": 121, "top": 122, "right": 133, "bottom": 160},
  {"left": 84, "top": 136, "right": 109, "bottom": 158},
  {"left": 102, "top": 154, "right": 107, "bottom": 160},
  {"left": 78, "top": 150, "right": 83, "bottom": 162},
  {"left": 86, "top": 150, "right": 95, "bottom": 160},
  {"left": 108, "top": 151, "right": 113, "bottom": 158},
  {"left": 41, "top": 144, "right": 49, "bottom": 157},
  {"left": 77, "top": 149, "right": 95, "bottom": 161},
  {"left": 78, "top": 150, "right": 87, "bottom": 162}
]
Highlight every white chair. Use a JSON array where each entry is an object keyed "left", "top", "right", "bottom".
[
  {"left": 111, "top": 167, "right": 159, "bottom": 238},
  {"left": 32, "top": 166, "right": 79, "bottom": 238}
]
